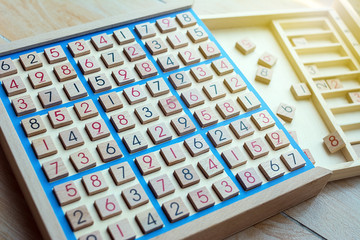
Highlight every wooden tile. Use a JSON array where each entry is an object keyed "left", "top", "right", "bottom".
[
  {"left": 74, "top": 99, "right": 99, "bottom": 120},
  {"left": 187, "top": 26, "right": 208, "bottom": 43},
  {"left": 21, "top": 115, "right": 47, "bottom": 137},
  {"left": 199, "top": 41, "right": 221, "bottom": 59},
  {"left": 91, "top": 33, "right": 113, "bottom": 51},
  {"left": 170, "top": 114, "right": 196, "bottom": 136},
  {"left": 122, "top": 131, "right": 148, "bottom": 153},
  {"left": 229, "top": 118, "right": 255, "bottom": 139},
  {"left": 135, "top": 208, "right": 163, "bottom": 234},
  {"left": 134, "top": 104, "right": 159, "bottom": 124},
  {"left": 38, "top": 87, "right": 62, "bottom": 108},
  {"left": 187, "top": 186, "right": 215, "bottom": 211},
  {"left": 277, "top": 103, "right": 296, "bottom": 123},
  {"left": 101, "top": 50, "right": 124, "bottom": 68},
  {"left": 42, "top": 157, "right": 69, "bottom": 182},
  {"left": 28, "top": 69, "right": 52, "bottom": 89},
  {"left": 109, "top": 162, "right": 136, "bottom": 185},
  {"left": 173, "top": 164, "right": 200, "bottom": 188},
  {"left": 315, "top": 80, "right": 330, "bottom": 91},
  {"left": 211, "top": 58, "right": 234, "bottom": 76},
  {"left": 176, "top": 12, "right": 197, "bottom": 27},
  {"left": 66, "top": 205, "right": 94, "bottom": 231},
  {"left": 168, "top": 71, "right": 192, "bottom": 89},
  {"left": 323, "top": 131, "right": 346, "bottom": 153},
  {"left": 258, "top": 52, "right": 277, "bottom": 68},
  {"left": 258, "top": 158, "right": 285, "bottom": 181},
  {"left": 147, "top": 123, "right": 173, "bottom": 144},
  {"left": 145, "top": 37, "right": 168, "bottom": 55},
  {"left": 32, "top": 136, "right": 57, "bottom": 159},
  {"left": 19, "top": 51, "right": 43, "bottom": 70},
  {"left": 82, "top": 171, "right": 109, "bottom": 195},
  {"left": 237, "top": 92, "right": 261, "bottom": 112},
  {"left": 135, "top": 59, "right": 158, "bottom": 79},
  {"left": 215, "top": 99, "right": 241, "bottom": 119},
  {"left": 63, "top": 80, "right": 88, "bottom": 100},
  {"left": 44, "top": 45, "right": 67, "bottom": 64},
  {"left": 203, "top": 82, "right": 226, "bottom": 101},
  {"left": 59, "top": 127, "right": 85, "bottom": 150},
  {"left": 70, "top": 148, "right": 96, "bottom": 172},
  {"left": 190, "top": 64, "right": 213, "bottom": 82},
  {"left": 94, "top": 194, "right": 122, "bottom": 220},
  {"left": 110, "top": 111, "right": 136, "bottom": 133},
  {"left": 12, "top": 95, "right": 36, "bottom": 116},
  {"left": 221, "top": 146, "right": 247, "bottom": 169},
  {"left": 148, "top": 174, "right": 175, "bottom": 198},
  {"left": 53, "top": 181, "right": 81, "bottom": 206},
  {"left": 48, "top": 107, "right": 73, "bottom": 128},
  {"left": 265, "top": 129, "right": 290, "bottom": 150},
  {"left": 197, "top": 154, "right": 224, "bottom": 178},
  {"left": 146, "top": 78, "right": 169, "bottom": 97},
  {"left": 113, "top": 28, "right": 135, "bottom": 45},
  {"left": 243, "top": 137, "right": 270, "bottom": 159},
  {"left": 236, "top": 167, "right": 263, "bottom": 191},
  {"left": 280, "top": 149, "right": 306, "bottom": 171},
  {"left": 223, "top": 74, "right": 247, "bottom": 93},
  {"left": 347, "top": 91, "right": 360, "bottom": 103},
  {"left": 212, "top": 176, "right": 239, "bottom": 201},
  {"left": 181, "top": 88, "right": 205, "bottom": 108},
  {"left": 184, "top": 134, "right": 210, "bottom": 157},
  {"left": 135, "top": 152, "right": 161, "bottom": 175},
  {"left": 68, "top": 39, "right": 91, "bottom": 57},
  {"left": 2, "top": 75, "right": 26, "bottom": 96},
  {"left": 162, "top": 197, "right": 190, "bottom": 223},
  {"left": 235, "top": 38, "right": 256, "bottom": 55},
  {"left": 160, "top": 143, "right": 186, "bottom": 166},
  {"left": 121, "top": 183, "right": 149, "bottom": 209},
  {"left": 156, "top": 17, "right": 177, "bottom": 33},
  {"left": 207, "top": 126, "right": 233, "bottom": 148},
  {"left": 88, "top": 73, "right": 112, "bottom": 93},
  {"left": 98, "top": 92, "right": 123, "bottom": 112},
  {"left": 290, "top": 83, "right": 311, "bottom": 100},
  {"left": 255, "top": 65, "right": 273, "bottom": 84},
  {"left": 123, "top": 85, "right": 147, "bottom": 105},
  {"left": 157, "top": 54, "right": 180, "bottom": 72},
  {"left": 78, "top": 231, "right": 102, "bottom": 240},
  {"left": 112, "top": 67, "right": 135, "bottom": 86},
  {"left": 326, "top": 78, "right": 343, "bottom": 89},
  {"left": 53, "top": 62, "right": 77, "bottom": 82},
  {"left": 303, "top": 148, "right": 316, "bottom": 164},
  {"left": 178, "top": 48, "right": 201, "bottom": 66},
  {"left": 193, "top": 107, "right": 219, "bottom": 128},
  {"left": 0, "top": 58, "right": 17, "bottom": 78},
  {"left": 251, "top": 110, "right": 275, "bottom": 130},
  {"left": 77, "top": 56, "right": 101, "bottom": 75},
  {"left": 123, "top": 43, "right": 147, "bottom": 62},
  {"left": 96, "top": 140, "right": 123, "bottom": 162},
  {"left": 85, "top": 119, "right": 111, "bottom": 141},
  {"left": 166, "top": 32, "right": 189, "bottom": 49},
  {"left": 288, "top": 130, "right": 299, "bottom": 144},
  {"left": 108, "top": 219, "right": 136, "bottom": 240},
  {"left": 134, "top": 22, "right": 156, "bottom": 39},
  {"left": 291, "top": 37, "right": 308, "bottom": 46}
]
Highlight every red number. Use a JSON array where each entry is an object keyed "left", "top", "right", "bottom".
[
  {"left": 43, "top": 139, "right": 49, "bottom": 150},
  {"left": 85, "top": 58, "right": 94, "bottom": 68},
  {"left": 155, "top": 126, "right": 166, "bottom": 138},
  {"left": 128, "top": 46, "right": 138, "bottom": 56},
  {"left": 170, "top": 147, "right": 177, "bottom": 158},
  {"left": 61, "top": 65, "right": 71, "bottom": 75},
  {"left": 220, "top": 60, "right": 228, "bottom": 69},
  {"left": 259, "top": 113, "right": 269, "bottom": 123},
  {"left": 17, "top": 99, "right": 27, "bottom": 109},
  {"left": 184, "top": 51, "right": 194, "bottom": 60},
  {"left": 271, "top": 132, "right": 281, "bottom": 144},
  {"left": 90, "top": 174, "right": 102, "bottom": 187},
  {"left": 329, "top": 135, "right": 339, "bottom": 147},
  {"left": 117, "top": 114, "right": 128, "bottom": 125},
  {"left": 10, "top": 79, "right": 19, "bottom": 89},
  {"left": 91, "top": 122, "right": 103, "bottom": 134},
  {"left": 196, "top": 67, "right": 206, "bottom": 77},
  {"left": 206, "top": 43, "right": 215, "bottom": 53},
  {"left": 231, "top": 77, "right": 241, "bottom": 87},
  {"left": 35, "top": 71, "right": 45, "bottom": 82},
  {"left": 141, "top": 62, "right": 152, "bottom": 72},
  {"left": 162, "top": 18, "right": 170, "bottom": 27},
  {"left": 263, "top": 55, "right": 272, "bottom": 63},
  {"left": 142, "top": 155, "right": 153, "bottom": 169},
  {"left": 105, "top": 198, "right": 116, "bottom": 211},
  {"left": 78, "top": 152, "right": 89, "bottom": 164},
  {"left": 50, "top": 47, "right": 60, "bottom": 58},
  {"left": 241, "top": 39, "right": 252, "bottom": 48},
  {"left": 156, "top": 178, "right": 165, "bottom": 192},
  {"left": 75, "top": 41, "right": 84, "bottom": 51},
  {"left": 221, "top": 180, "right": 233, "bottom": 193},
  {"left": 200, "top": 110, "right": 211, "bottom": 121},
  {"left": 65, "top": 183, "right": 77, "bottom": 197},
  {"left": 131, "top": 87, "right": 140, "bottom": 97},
  {"left": 250, "top": 140, "right": 262, "bottom": 153},
  {"left": 50, "top": 161, "right": 58, "bottom": 174},
  {"left": 54, "top": 110, "right": 65, "bottom": 122},
  {"left": 223, "top": 102, "right": 234, "bottom": 113},
  {"left": 244, "top": 171, "right": 255, "bottom": 183},
  {"left": 166, "top": 98, "right": 176, "bottom": 109},
  {"left": 100, "top": 36, "right": 108, "bottom": 44},
  {"left": 80, "top": 102, "right": 91, "bottom": 113},
  {"left": 118, "top": 69, "right": 129, "bottom": 80},
  {"left": 208, "top": 158, "right": 218, "bottom": 169},
  {"left": 189, "top": 92, "right": 199, "bottom": 101},
  {"left": 197, "top": 190, "right": 209, "bottom": 203}
]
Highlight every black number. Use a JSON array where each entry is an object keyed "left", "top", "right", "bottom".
[
  {"left": 182, "top": 13, "right": 191, "bottom": 22},
  {"left": 107, "top": 52, "right": 115, "bottom": 62},
  {"left": 29, "top": 118, "right": 40, "bottom": 130},
  {"left": 117, "top": 166, "right": 125, "bottom": 178},
  {"left": 106, "top": 143, "right": 116, "bottom": 154},
  {"left": 44, "top": 91, "right": 52, "bottom": 102},
  {"left": 193, "top": 137, "right": 203, "bottom": 149},
  {"left": 85, "top": 234, "right": 97, "bottom": 240},
  {"left": 182, "top": 168, "right": 193, "bottom": 180},
  {"left": 214, "top": 129, "right": 225, "bottom": 141},
  {"left": 1, "top": 61, "right": 10, "bottom": 71},
  {"left": 27, "top": 54, "right": 38, "bottom": 64},
  {"left": 288, "top": 153, "right": 296, "bottom": 164},
  {"left": 175, "top": 73, "right": 184, "bottom": 83},
  {"left": 68, "top": 131, "right": 78, "bottom": 142},
  {"left": 147, "top": 212, "right": 157, "bottom": 225},
  {"left": 130, "top": 188, "right": 141, "bottom": 201},
  {"left": 133, "top": 135, "right": 141, "bottom": 146},
  {"left": 95, "top": 76, "right": 105, "bottom": 86},
  {"left": 239, "top": 120, "right": 248, "bottom": 131},
  {"left": 177, "top": 117, "right": 189, "bottom": 129},
  {"left": 73, "top": 209, "right": 86, "bottom": 225},
  {"left": 152, "top": 40, "right": 161, "bottom": 49},
  {"left": 270, "top": 160, "right": 280, "bottom": 171},
  {"left": 142, "top": 106, "right": 153, "bottom": 118},
  {"left": 152, "top": 80, "right": 160, "bottom": 91},
  {"left": 193, "top": 28, "right": 204, "bottom": 37},
  {"left": 170, "top": 202, "right": 183, "bottom": 216}
]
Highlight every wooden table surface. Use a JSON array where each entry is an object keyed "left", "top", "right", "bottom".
[{"left": 0, "top": 0, "right": 360, "bottom": 239}]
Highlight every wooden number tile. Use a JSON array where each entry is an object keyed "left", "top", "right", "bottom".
[
  {"left": 203, "top": 82, "right": 226, "bottom": 101},
  {"left": 197, "top": 154, "right": 224, "bottom": 178},
  {"left": 237, "top": 92, "right": 261, "bottom": 112},
  {"left": 259, "top": 158, "right": 285, "bottom": 181},
  {"left": 235, "top": 38, "right": 256, "bottom": 55},
  {"left": 147, "top": 123, "right": 173, "bottom": 144},
  {"left": 148, "top": 174, "right": 175, "bottom": 198},
  {"left": 229, "top": 118, "right": 255, "bottom": 139},
  {"left": 181, "top": 89, "right": 205, "bottom": 108},
  {"left": 168, "top": 71, "right": 192, "bottom": 89},
  {"left": 170, "top": 115, "right": 196, "bottom": 136},
  {"left": 162, "top": 197, "right": 190, "bottom": 223},
  {"left": 77, "top": 56, "right": 101, "bottom": 75},
  {"left": 113, "top": 28, "right": 135, "bottom": 45},
  {"left": 199, "top": 41, "right": 221, "bottom": 59},
  {"left": 68, "top": 39, "right": 91, "bottom": 57},
  {"left": 190, "top": 64, "right": 213, "bottom": 82},
  {"left": 28, "top": 69, "right": 52, "bottom": 89},
  {"left": 123, "top": 85, "right": 147, "bottom": 105},
  {"left": 145, "top": 37, "right": 168, "bottom": 55},
  {"left": 187, "top": 26, "right": 208, "bottom": 43},
  {"left": 123, "top": 43, "right": 147, "bottom": 62},
  {"left": 236, "top": 168, "right": 262, "bottom": 191},
  {"left": 19, "top": 52, "right": 43, "bottom": 70},
  {"left": 122, "top": 131, "right": 148, "bottom": 153},
  {"left": 160, "top": 143, "right": 186, "bottom": 166},
  {"left": 216, "top": 99, "right": 241, "bottom": 119},
  {"left": 178, "top": 48, "right": 201, "bottom": 66},
  {"left": 108, "top": 219, "right": 136, "bottom": 240},
  {"left": 323, "top": 131, "right": 346, "bottom": 153},
  {"left": 258, "top": 52, "right": 277, "bottom": 68},
  {"left": 66, "top": 205, "right": 94, "bottom": 231},
  {"left": 157, "top": 54, "right": 180, "bottom": 72},
  {"left": 280, "top": 149, "right": 306, "bottom": 171},
  {"left": 193, "top": 107, "right": 219, "bottom": 128},
  {"left": 134, "top": 22, "right": 156, "bottom": 39},
  {"left": 44, "top": 45, "right": 67, "bottom": 64},
  {"left": 38, "top": 88, "right": 62, "bottom": 108},
  {"left": 251, "top": 110, "right": 275, "bottom": 130},
  {"left": 70, "top": 149, "right": 96, "bottom": 172},
  {"left": 74, "top": 99, "right": 99, "bottom": 120},
  {"left": 97, "top": 140, "right": 123, "bottom": 162},
  {"left": 176, "top": 12, "right": 197, "bottom": 27},
  {"left": 101, "top": 50, "right": 124, "bottom": 68},
  {"left": 303, "top": 148, "right": 316, "bottom": 164},
  {"left": 48, "top": 107, "right": 73, "bottom": 128},
  {"left": 173, "top": 164, "right": 200, "bottom": 188},
  {"left": 109, "top": 162, "right": 136, "bottom": 185},
  {"left": 224, "top": 74, "right": 247, "bottom": 93},
  {"left": 221, "top": 146, "right": 247, "bottom": 169},
  {"left": 98, "top": 92, "right": 123, "bottom": 112},
  {"left": 82, "top": 171, "right": 108, "bottom": 195},
  {"left": 94, "top": 194, "right": 122, "bottom": 220},
  {"left": 53, "top": 181, "right": 81, "bottom": 206},
  {"left": 134, "top": 104, "right": 159, "bottom": 124},
  {"left": 112, "top": 67, "right": 135, "bottom": 86},
  {"left": 156, "top": 17, "right": 177, "bottom": 33},
  {"left": 91, "top": 33, "right": 113, "bottom": 51},
  {"left": 0, "top": 58, "right": 17, "bottom": 78},
  {"left": 211, "top": 58, "right": 234, "bottom": 76},
  {"left": 53, "top": 62, "right": 77, "bottom": 82},
  {"left": 59, "top": 127, "right": 85, "bottom": 150},
  {"left": 291, "top": 37, "right": 307, "bottom": 46},
  {"left": 265, "top": 129, "right": 290, "bottom": 150},
  {"left": 12, "top": 95, "right": 36, "bottom": 116},
  {"left": 166, "top": 32, "right": 189, "bottom": 49},
  {"left": 290, "top": 83, "right": 311, "bottom": 100},
  {"left": 255, "top": 65, "right": 273, "bottom": 84},
  {"left": 136, "top": 208, "right": 163, "bottom": 234},
  {"left": 85, "top": 119, "right": 111, "bottom": 141},
  {"left": 135, "top": 152, "right": 161, "bottom": 175},
  {"left": 184, "top": 134, "right": 209, "bottom": 157},
  {"left": 347, "top": 91, "right": 360, "bottom": 103},
  {"left": 110, "top": 111, "right": 136, "bottom": 133},
  {"left": 135, "top": 60, "right": 158, "bottom": 79},
  {"left": 277, "top": 103, "right": 296, "bottom": 123},
  {"left": 326, "top": 78, "right": 343, "bottom": 89},
  {"left": 2, "top": 76, "right": 26, "bottom": 96},
  {"left": 207, "top": 126, "right": 233, "bottom": 148},
  {"left": 42, "top": 157, "right": 69, "bottom": 182},
  {"left": 63, "top": 80, "right": 88, "bottom": 100},
  {"left": 21, "top": 115, "right": 47, "bottom": 137},
  {"left": 78, "top": 231, "right": 102, "bottom": 240},
  {"left": 243, "top": 137, "right": 270, "bottom": 159},
  {"left": 122, "top": 183, "right": 149, "bottom": 209},
  {"left": 212, "top": 177, "right": 239, "bottom": 201},
  {"left": 146, "top": 78, "right": 169, "bottom": 97},
  {"left": 187, "top": 186, "right": 215, "bottom": 212},
  {"left": 315, "top": 80, "right": 330, "bottom": 91},
  {"left": 88, "top": 73, "right": 112, "bottom": 93},
  {"left": 32, "top": 136, "right": 57, "bottom": 159}
]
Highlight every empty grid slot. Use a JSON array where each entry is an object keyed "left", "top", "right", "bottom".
[
  {"left": 343, "top": 128, "right": 360, "bottom": 144},
  {"left": 296, "top": 44, "right": 347, "bottom": 62},
  {"left": 280, "top": 18, "right": 330, "bottom": 35},
  {"left": 289, "top": 32, "right": 337, "bottom": 47},
  {"left": 333, "top": 110, "right": 360, "bottom": 130}
]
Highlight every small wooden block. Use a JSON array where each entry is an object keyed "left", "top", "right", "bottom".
[
  {"left": 166, "top": 32, "right": 189, "bottom": 49},
  {"left": 243, "top": 137, "right": 270, "bottom": 159},
  {"left": 229, "top": 118, "right": 255, "bottom": 139},
  {"left": 162, "top": 197, "right": 190, "bottom": 223},
  {"left": 0, "top": 58, "right": 17, "bottom": 78},
  {"left": 19, "top": 51, "right": 43, "bottom": 70},
  {"left": 190, "top": 64, "right": 213, "bottom": 82},
  {"left": 156, "top": 17, "right": 177, "bottom": 33},
  {"left": 94, "top": 194, "right": 122, "bottom": 220},
  {"left": 53, "top": 181, "right": 81, "bottom": 206},
  {"left": 224, "top": 74, "right": 247, "bottom": 93},
  {"left": 48, "top": 107, "right": 73, "bottom": 128},
  {"left": 145, "top": 37, "right": 168, "bottom": 55},
  {"left": 97, "top": 140, "right": 123, "bottom": 162},
  {"left": 135, "top": 60, "right": 158, "bottom": 79},
  {"left": 157, "top": 54, "right": 180, "bottom": 72},
  {"left": 211, "top": 58, "right": 234, "bottom": 76},
  {"left": 38, "top": 87, "right": 62, "bottom": 108},
  {"left": 63, "top": 80, "right": 88, "bottom": 100},
  {"left": 148, "top": 174, "right": 175, "bottom": 198},
  {"left": 203, "top": 82, "right": 226, "bottom": 101},
  {"left": 347, "top": 91, "right": 360, "bottom": 103},
  {"left": 199, "top": 41, "right": 221, "bottom": 59},
  {"left": 12, "top": 95, "right": 36, "bottom": 116},
  {"left": 236, "top": 167, "right": 263, "bottom": 191},
  {"left": 290, "top": 83, "right": 311, "bottom": 100},
  {"left": 215, "top": 99, "right": 241, "bottom": 119},
  {"left": 110, "top": 111, "right": 136, "bottom": 133},
  {"left": 135, "top": 152, "right": 161, "bottom": 175},
  {"left": 21, "top": 115, "right": 47, "bottom": 137},
  {"left": 306, "top": 64, "right": 319, "bottom": 76},
  {"left": 315, "top": 80, "right": 330, "bottom": 91},
  {"left": 277, "top": 103, "right": 296, "bottom": 123},
  {"left": 123, "top": 85, "right": 147, "bottom": 105},
  {"left": 70, "top": 148, "right": 97, "bottom": 172},
  {"left": 121, "top": 183, "right": 149, "bottom": 209},
  {"left": 197, "top": 154, "right": 224, "bottom": 178},
  {"left": 187, "top": 26, "right": 208, "bottom": 43},
  {"left": 147, "top": 123, "right": 173, "bottom": 144},
  {"left": 42, "top": 157, "right": 69, "bottom": 182},
  {"left": 134, "top": 104, "right": 159, "bottom": 124},
  {"left": 123, "top": 43, "right": 147, "bottom": 62},
  {"left": 184, "top": 134, "right": 209, "bottom": 157},
  {"left": 82, "top": 171, "right": 109, "bottom": 195},
  {"left": 265, "top": 129, "right": 290, "bottom": 150},
  {"left": 78, "top": 231, "right": 102, "bottom": 240},
  {"left": 160, "top": 143, "right": 186, "bottom": 166},
  {"left": 173, "top": 164, "right": 200, "bottom": 188},
  {"left": 178, "top": 48, "right": 201, "bottom": 66},
  {"left": 259, "top": 158, "right": 285, "bottom": 181},
  {"left": 98, "top": 92, "right": 123, "bottom": 112},
  {"left": 181, "top": 88, "right": 205, "bottom": 108},
  {"left": 187, "top": 186, "right": 215, "bottom": 212},
  {"left": 68, "top": 39, "right": 91, "bottom": 57},
  {"left": 59, "top": 127, "right": 85, "bottom": 150},
  {"left": 291, "top": 37, "right": 307, "bottom": 46},
  {"left": 2, "top": 75, "right": 26, "bottom": 96},
  {"left": 135, "top": 208, "right": 164, "bottom": 234},
  {"left": 207, "top": 126, "right": 233, "bottom": 148},
  {"left": 258, "top": 52, "right": 277, "bottom": 68},
  {"left": 323, "top": 131, "right": 346, "bottom": 153},
  {"left": 32, "top": 136, "right": 57, "bottom": 159},
  {"left": 170, "top": 114, "right": 196, "bottom": 136},
  {"left": 235, "top": 38, "right": 256, "bottom": 55},
  {"left": 122, "top": 131, "right": 148, "bottom": 153},
  {"left": 108, "top": 219, "right": 136, "bottom": 240},
  {"left": 303, "top": 148, "right": 316, "bottom": 164},
  {"left": 326, "top": 78, "right": 343, "bottom": 89},
  {"left": 255, "top": 65, "right": 273, "bottom": 84},
  {"left": 113, "top": 28, "right": 135, "bottom": 45},
  {"left": 85, "top": 119, "right": 111, "bottom": 141},
  {"left": 77, "top": 56, "right": 101, "bottom": 75},
  {"left": 168, "top": 71, "right": 192, "bottom": 89},
  {"left": 53, "top": 62, "right": 77, "bottom": 82},
  {"left": 66, "top": 205, "right": 94, "bottom": 231},
  {"left": 237, "top": 92, "right": 261, "bottom": 112},
  {"left": 101, "top": 50, "right": 124, "bottom": 68},
  {"left": 112, "top": 67, "right": 135, "bottom": 86},
  {"left": 91, "top": 33, "right": 113, "bottom": 51},
  {"left": 176, "top": 12, "right": 197, "bottom": 27},
  {"left": 109, "top": 162, "right": 136, "bottom": 185},
  {"left": 212, "top": 177, "right": 239, "bottom": 201},
  {"left": 251, "top": 110, "right": 275, "bottom": 130},
  {"left": 221, "top": 146, "right": 247, "bottom": 169},
  {"left": 194, "top": 107, "right": 219, "bottom": 128},
  {"left": 28, "top": 69, "right": 52, "bottom": 89},
  {"left": 44, "top": 45, "right": 67, "bottom": 64},
  {"left": 74, "top": 99, "right": 99, "bottom": 120},
  {"left": 88, "top": 73, "right": 112, "bottom": 93},
  {"left": 146, "top": 78, "right": 169, "bottom": 97},
  {"left": 280, "top": 149, "right": 306, "bottom": 171},
  {"left": 134, "top": 22, "right": 156, "bottom": 39}
]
